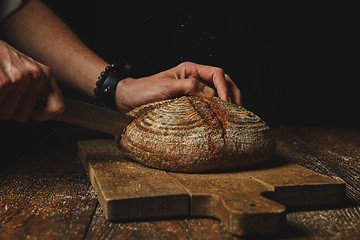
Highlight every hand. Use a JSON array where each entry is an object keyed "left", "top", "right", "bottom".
[
  {"left": 115, "top": 62, "right": 241, "bottom": 111},
  {"left": 0, "top": 41, "right": 64, "bottom": 121}
]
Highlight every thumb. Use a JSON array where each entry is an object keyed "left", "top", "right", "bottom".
[{"left": 32, "top": 76, "right": 65, "bottom": 121}]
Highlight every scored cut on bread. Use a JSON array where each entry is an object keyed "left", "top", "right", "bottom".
[{"left": 117, "top": 96, "right": 276, "bottom": 172}]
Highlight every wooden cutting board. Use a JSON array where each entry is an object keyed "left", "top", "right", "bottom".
[{"left": 78, "top": 139, "right": 346, "bottom": 236}]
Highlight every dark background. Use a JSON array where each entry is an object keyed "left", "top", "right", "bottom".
[
  {"left": 40, "top": 1, "right": 357, "bottom": 127},
  {"left": 0, "top": 2, "right": 358, "bottom": 166},
  {"left": 1, "top": 1, "right": 358, "bottom": 141}
]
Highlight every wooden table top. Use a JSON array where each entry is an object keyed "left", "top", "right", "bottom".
[{"left": 0, "top": 122, "right": 359, "bottom": 239}]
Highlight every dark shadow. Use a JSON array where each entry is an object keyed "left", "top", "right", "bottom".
[
  {"left": 107, "top": 214, "right": 307, "bottom": 239},
  {"left": 168, "top": 155, "right": 292, "bottom": 175},
  {"left": 283, "top": 198, "right": 358, "bottom": 213},
  {"left": 116, "top": 155, "right": 293, "bottom": 175}
]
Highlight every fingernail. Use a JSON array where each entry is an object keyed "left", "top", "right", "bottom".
[{"left": 203, "top": 86, "right": 215, "bottom": 97}]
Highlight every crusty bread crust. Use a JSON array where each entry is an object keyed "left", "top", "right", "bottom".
[{"left": 117, "top": 96, "right": 276, "bottom": 172}]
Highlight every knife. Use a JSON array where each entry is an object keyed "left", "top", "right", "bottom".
[{"left": 55, "top": 97, "right": 135, "bottom": 135}]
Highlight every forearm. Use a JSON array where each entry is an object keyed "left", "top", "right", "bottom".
[
  {"left": 0, "top": 0, "right": 241, "bottom": 111},
  {"left": 0, "top": 0, "right": 107, "bottom": 98}
]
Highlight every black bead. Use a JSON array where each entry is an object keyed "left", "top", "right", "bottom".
[
  {"left": 94, "top": 63, "right": 129, "bottom": 110},
  {"left": 96, "top": 79, "right": 104, "bottom": 87},
  {"left": 94, "top": 87, "right": 99, "bottom": 95},
  {"left": 100, "top": 71, "right": 108, "bottom": 78}
]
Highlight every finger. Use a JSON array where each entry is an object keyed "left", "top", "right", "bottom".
[
  {"left": 225, "top": 74, "right": 242, "bottom": 105},
  {"left": 36, "top": 62, "right": 52, "bottom": 77},
  {"left": 11, "top": 80, "right": 46, "bottom": 121},
  {"left": 171, "top": 77, "right": 216, "bottom": 98},
  {"left": 10, "top": 61, "right": 51, "bottom": 121},
  {"left": 0, "top": 79, "right": 12, "bottom": 105},
  {"left": 11, "top": 65, "right": 48, "bottom": 121},
  {"left": 0, "top": 56, "right": 30, "bottom": 107},
  {"left": 0, "top": 81, "right": 29, "bottom": 120},
  {"left": 0, "top": 70, "right": 13, "bottom": 103},
  {"left": 31, "top": 76, "right": 64, "bottom": 121},
  {"left": 184, "top": 63, "right": 230, "bottom": 102}
]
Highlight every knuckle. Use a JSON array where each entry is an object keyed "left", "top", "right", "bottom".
[
  {"left": 6, "top": 67, "right": 37, "bottom": 87},
  {"left": 29, "top": 64, "right": 43, "bottom": 79},
  {"left": 29, "top": 64, "right": 49, "bottom": 86},
  {"left": 178, "top": 61, "right": 193, "bottom": 68},
  {"left": 9, "top": 68, "right": 23, "bottom": 83},
  {"left": 214, "top": 67, "right": 225, "bottom": 75},
  {"left": 185, "top": 78, "right": 198, "bottom": 93},
  {"left": 40, "top": 65, "right": 51, "bottom": 76}
]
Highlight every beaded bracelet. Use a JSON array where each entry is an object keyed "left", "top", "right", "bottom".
[{"left": 94, "top": 63, "right": 130, "bottom": 110}]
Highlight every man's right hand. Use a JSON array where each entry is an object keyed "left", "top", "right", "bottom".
[{"left": 0, "top": 41, "right": 64, "bottom": 122}]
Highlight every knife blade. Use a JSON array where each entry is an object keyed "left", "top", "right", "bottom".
[{"left": 55, "top": 97, "right": 135, "bottom": 135}]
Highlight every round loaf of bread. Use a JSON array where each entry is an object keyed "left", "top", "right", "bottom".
[{"left": 116, "top": 96, "right": 276, "bottom": 172}]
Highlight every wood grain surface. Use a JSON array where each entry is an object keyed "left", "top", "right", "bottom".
[
  {"left": 78, "top": 138, "right": 346, "bottom": 236},
  {"left": 0, "top": 127, "right": 99, "bottom": 239},
  {"left": 274, "top": 127, "right": 360, "bottom": 203},
  {"left": 79, "top": 139, "right": 189, "bottom": 221},
  {"left": 0, "top": 124, "right": 359, "bottom": 239}
]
